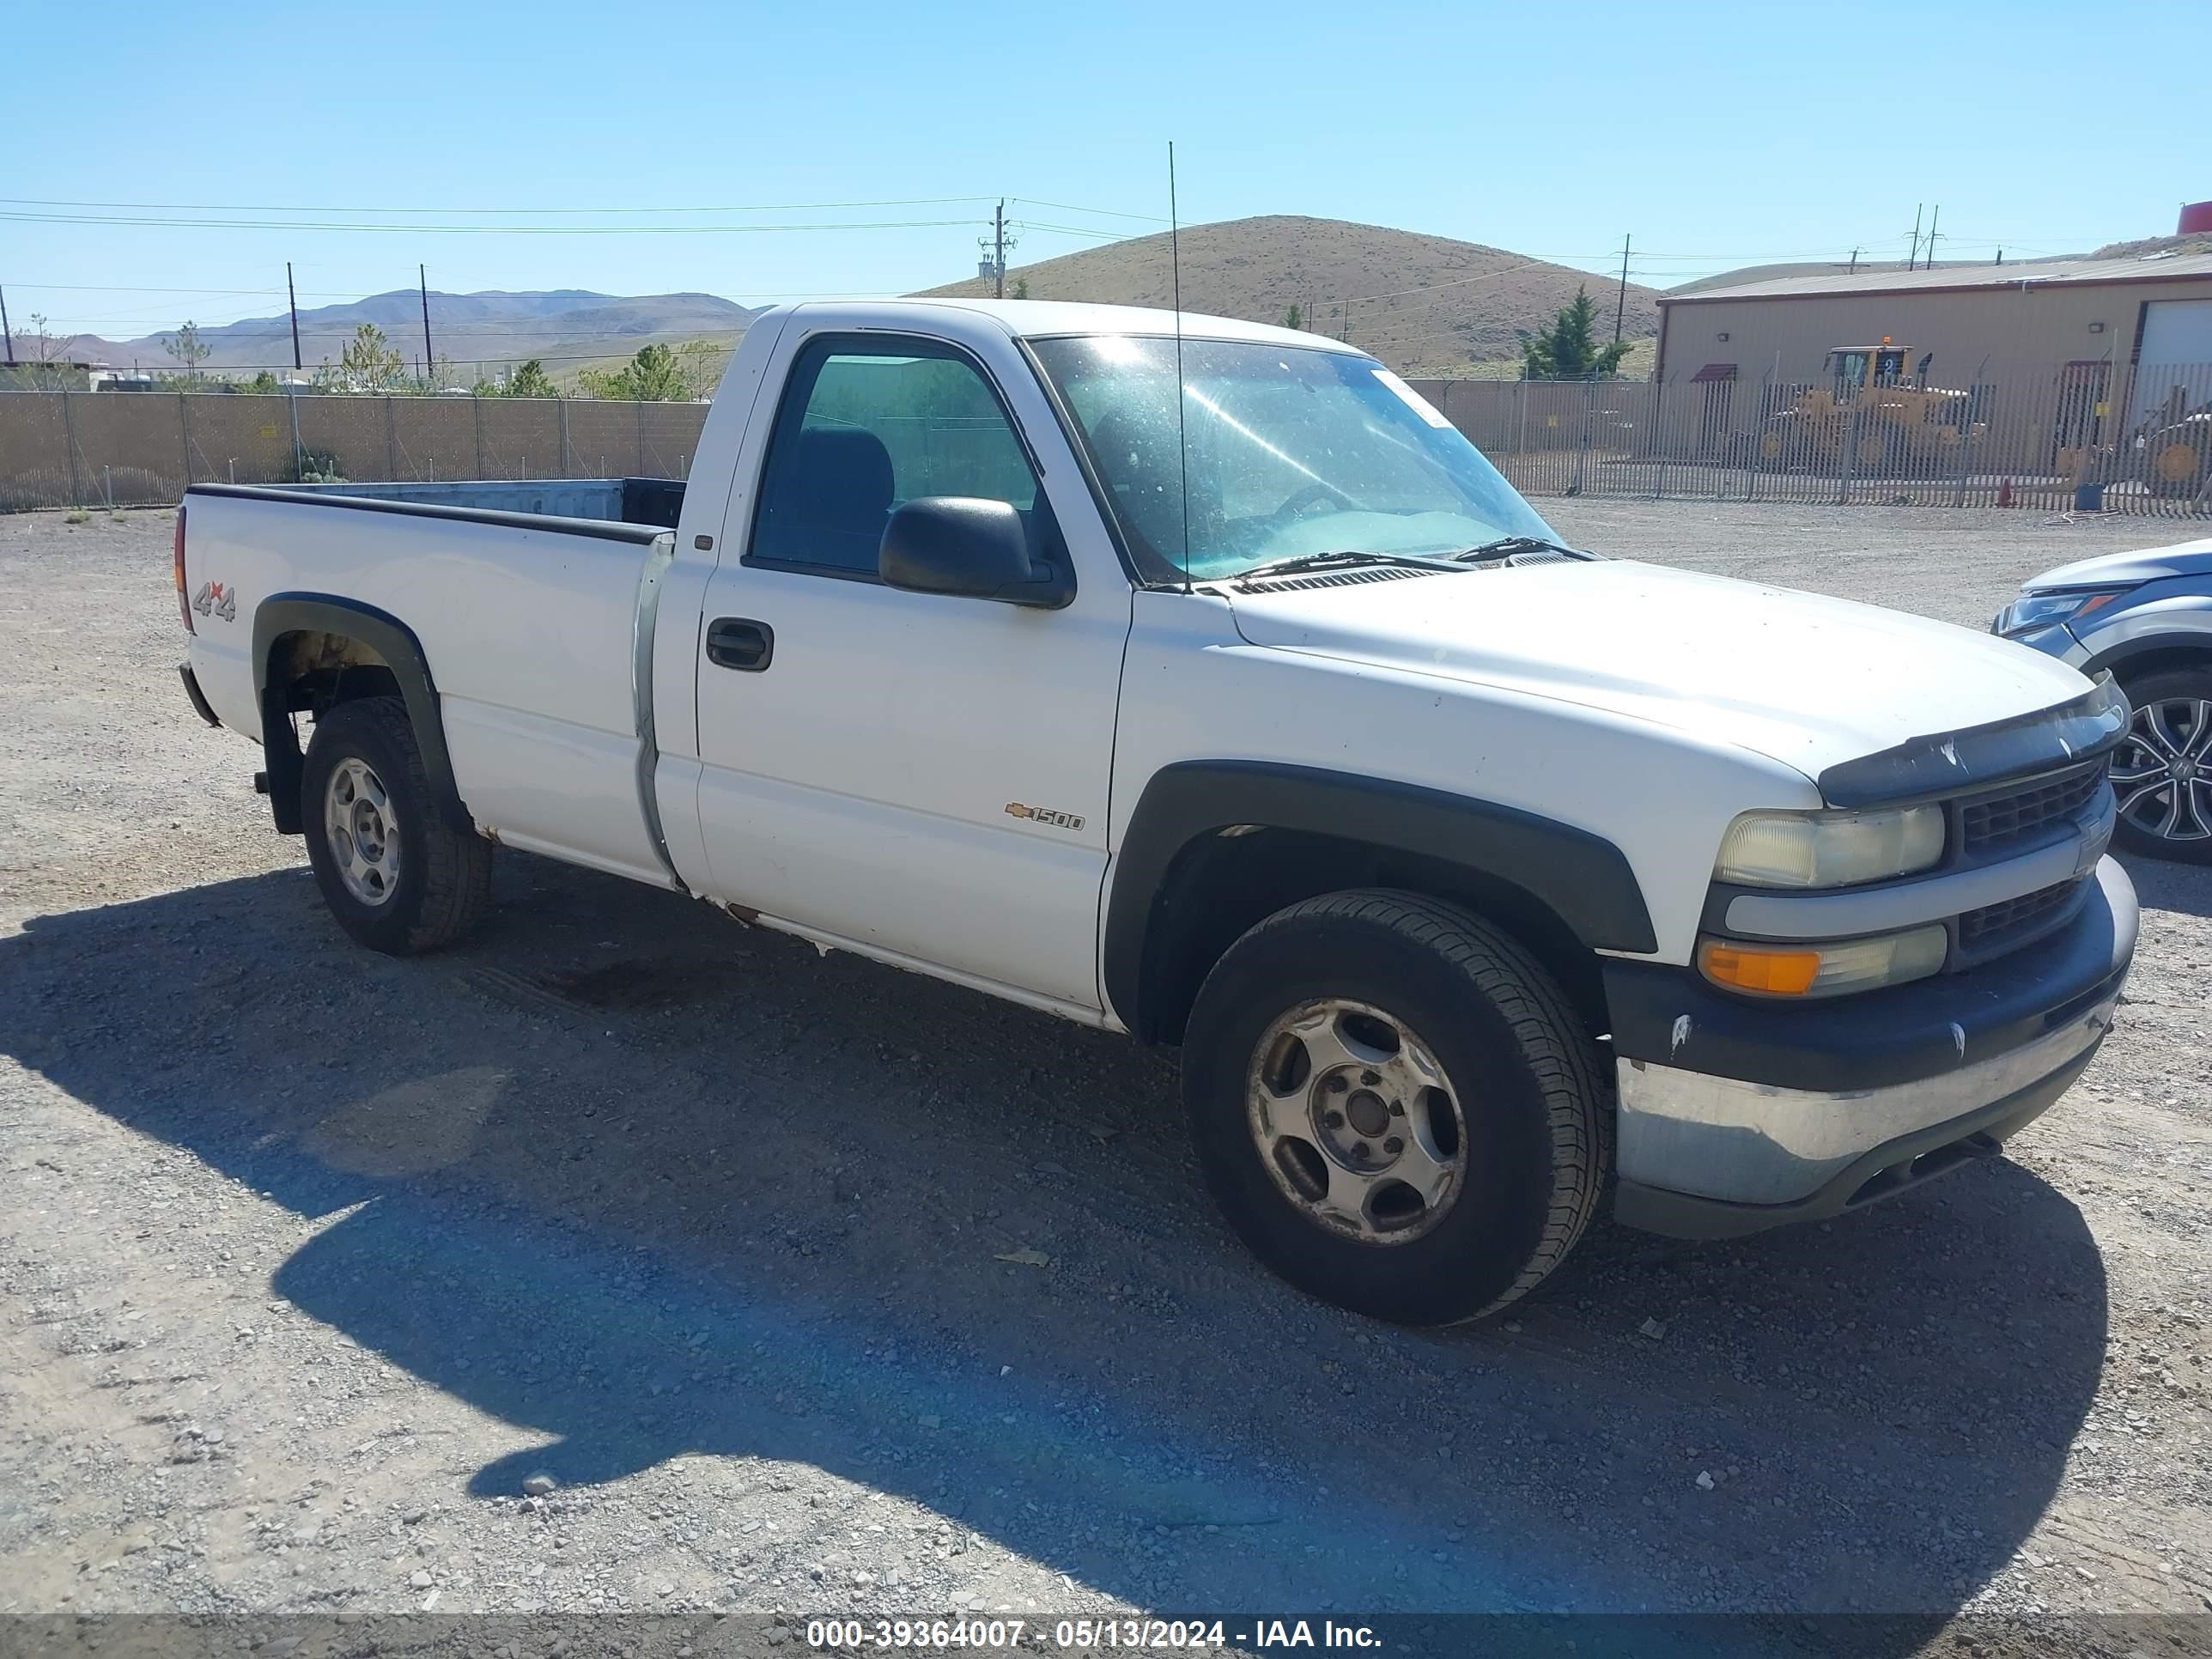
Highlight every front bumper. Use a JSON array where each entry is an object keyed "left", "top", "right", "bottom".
[{"left": 1604, "top": 855, "right": 2136, "bottom": 1238}]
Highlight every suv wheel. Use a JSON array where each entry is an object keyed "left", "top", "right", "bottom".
[
  {"left": 2112, "top": 670, "right": 2212, "bottom": 864},
  {"left": 1181, "top": 890, "right": 1608, "bottom": 1325}
]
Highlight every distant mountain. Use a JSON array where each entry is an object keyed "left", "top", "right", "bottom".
[
  {"left": 70, "top": 289, "right": 759, "bottom": 376},
  {"left": 919, "top": 215, "right": 1664, "bottom": 375}
]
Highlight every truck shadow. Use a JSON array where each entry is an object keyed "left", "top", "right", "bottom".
[{"left": 0, "top": 854, "right": 2110, "bottom": 1626}]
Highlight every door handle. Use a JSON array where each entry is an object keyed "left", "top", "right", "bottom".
[{"left": 706, "top": 617, "right": 774, "bottom": 672}]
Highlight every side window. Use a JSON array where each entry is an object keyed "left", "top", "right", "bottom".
[{"left": 750, "top": 337, "right": 1040, "bottom": 575}]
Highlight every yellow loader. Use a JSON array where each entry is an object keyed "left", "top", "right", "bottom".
[{"left": 1759, "top": 343, "right": 1981, "bottom": 475}]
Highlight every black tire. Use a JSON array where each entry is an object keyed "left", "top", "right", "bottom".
[
  {"left": 300, "top": 696, "right": 494, "bottom": 953},
  {"left": 1181, "top": 890, "right": 1608, "bottom": 1326},
  {"left": 2110, "top": 669, "right": 2212, "bottom": 866}
]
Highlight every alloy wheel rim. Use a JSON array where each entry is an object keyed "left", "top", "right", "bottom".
[
  {"left": 1245, "top": 999, "right": 1468, "bottom": 1245},
  {"left": 324, "top": 757, "right": 402, "bottom": 905},
  {"left": 2112, "top": 697, "right": 2212, "bottom": 843}
]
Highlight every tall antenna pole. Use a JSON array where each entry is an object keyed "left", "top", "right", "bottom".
[
  {"left": 419, "top": 264, "right": 434, "bottom": 388},
  {"left": 1908, "top": 204, "right": 1923, "bottom": 271},
  {"left": 0, "top": 284, "right": 15, "bottom": 368},
  {"left": 1168, "top": 143, "right": 1190, "bottom": 592},
  {"left": 994, "top": 200, "right": 1006, "bottom": 300},
  {"left": 1612, "top": 233, "right": 1632, "bottom": 345},
  {"left": 286, "top": 262, "right": 302, "bottom": 371}
]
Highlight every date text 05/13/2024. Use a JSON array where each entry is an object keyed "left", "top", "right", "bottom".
[{"left": 805, "top": 1618, "right": 1382, "bottom": 1650}]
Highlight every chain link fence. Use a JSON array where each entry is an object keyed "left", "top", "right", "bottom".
[
  {"left": 0, "top": 391, "right": 711, "bottom": 511},
  {"left": 5, "top": 367, "right": 2209, "bottom": 518}
]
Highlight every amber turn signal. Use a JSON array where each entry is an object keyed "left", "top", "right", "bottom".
[
  {"left": 1697, "top": 925, "right": 1948, "bottom": 1000},
  {"left": 1698, "top": 939, "right": 1822, "bottom": 996}
]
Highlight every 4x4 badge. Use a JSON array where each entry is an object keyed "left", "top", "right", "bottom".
[{"left": 191, "top": 581, "right": 235, "bottom": 623}]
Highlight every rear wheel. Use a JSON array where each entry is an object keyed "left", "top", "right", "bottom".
[
  {"left": 301, "top": 696, "right": 494, "bottom": 952},
  {"left": 1181, "top": 890, "right": 1608, "bottom": 1325},
  {"left": 2111, "top": 670, "right": 2212, "bottom": 864}
]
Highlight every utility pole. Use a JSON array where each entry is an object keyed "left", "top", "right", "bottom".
[
  {"left": 1907, "top": 204, "right": 1923, "bottom": 271},
  {"left": 286, "top": 262, "right": 302, "bottom": 372},
  {"left": 419, "top": 265, "right": 434, "bottom": 388},
  {"left": 1612, "top": 234, "right": 1632, "bottom": 345},
  {"left": 1, "top": 284, "right": 14, "bottom": 367},
  {"left": 1924, "top": 204, "right": 1940, "bottom": 270},
  {"left": 994, "top": 200, "right": 1006, "bottom": 300},
  {"left": 1847, "top": 246, "right": 1859, "bottom": 274}
]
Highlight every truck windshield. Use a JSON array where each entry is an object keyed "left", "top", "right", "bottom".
[{"left": 1029, "top": 335, "right": 1559, "bottom": 585}]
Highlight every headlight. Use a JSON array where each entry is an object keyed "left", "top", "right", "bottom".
[
  {"left": 1698, "top": 926, "right": 1948, "bottom": 999},
  {"left": 1992, "top": 587, "right": 2130, "bottom": 638},
  {"left": 1714, "top": 805, "right": 1944, "bottom": 890}
]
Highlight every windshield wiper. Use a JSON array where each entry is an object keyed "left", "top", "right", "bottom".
[
  {"left": 1447, "top": 536, "right": 1590, "bottom": 563},
  {"left": 1229, "top": 550, "right": 1461, "bottom": 586}
]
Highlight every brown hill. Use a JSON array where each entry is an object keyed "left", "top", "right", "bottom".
[{"left": 920, "top": 215, "right": 1662, "bottom": 377}]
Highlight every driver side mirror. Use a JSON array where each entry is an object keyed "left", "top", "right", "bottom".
[{"left": 878, "top": 497, "right": 1071, "bottom": 609}]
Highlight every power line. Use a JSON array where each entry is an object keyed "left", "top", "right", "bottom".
[
  {"left": 1010, "top": 197, "right": 1170, "bottom": 224},
  {"left": 0, "top": 210, "right": 989, "bottom": 235},
  {"left": 0, "top": 193, "right": 1004, "bottom": 216}
]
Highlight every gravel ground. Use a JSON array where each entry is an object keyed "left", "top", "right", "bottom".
[{"left": 2, "top": 502, "right": 2209, "bottom": 1651}]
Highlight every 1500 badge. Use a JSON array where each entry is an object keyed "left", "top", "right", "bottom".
[
  {"left": 1005, "top": 801, "right": 1085, "bottom": 831},
  {"left": 191, "top": 581, "right": 236, "bottom": 623}
]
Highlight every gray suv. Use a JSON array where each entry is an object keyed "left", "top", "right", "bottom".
[{"left": 1996, "top": 534, "right": 2212, "bottom": 861}]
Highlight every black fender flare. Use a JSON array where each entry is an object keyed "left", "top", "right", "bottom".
[
  {"left": 252, "top": 593, "right": 468, "bottom": 835},
  {"left": 1101, "top": 760, "right": 1656, "bottom": 1039}
]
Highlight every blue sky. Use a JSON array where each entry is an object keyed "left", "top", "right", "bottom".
[{"left": 5, "top": 0, "right": 2204, "bottom": 345}]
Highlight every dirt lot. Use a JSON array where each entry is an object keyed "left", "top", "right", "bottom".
[{"left": 2, "top": 501, "right": 2209, "bottom": 1650}]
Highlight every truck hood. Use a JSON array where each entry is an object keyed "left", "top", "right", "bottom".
[
  {"left": 1224, "top": 559, "right": 2092, "bottom": 784},
  {"left": 2025, "top": 535, "right": 2212, "bottom": 590}
]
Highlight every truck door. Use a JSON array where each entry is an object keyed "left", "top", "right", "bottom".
[{"left": 689, "top": 329, "right": 1128, "bottom": 1014}]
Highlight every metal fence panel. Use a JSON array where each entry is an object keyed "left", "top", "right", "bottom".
[
  {"left": 562, "top": 399, "right": 646, "bottom": 479},
  {"left": 0, "top": 392, "right": 74, "bottom": 509}
]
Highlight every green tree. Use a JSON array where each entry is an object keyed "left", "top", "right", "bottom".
[
  {"left": 1518, "top": 287, "right": 1630, "bottom": 380},
  {"left": 1283, "top": 303, "right": 1303, "bottom": 331},
  {"left": 316, "top": 324, "right": 407, "bottom": 393},
  {"left": 164, "top": 319, "right": 212, "bottom": 378},
  {"left": 577, "top": 340, "right": 719, "bottom": 401},
  {"left": 1012, "top": 277, "right": 1031, "bottom": 301},
  {"left": 240, "top": 370, "right": 282, "bottom": 394},
  {"left": 504, "top": 359, "right": 561, "bottom": 398}
]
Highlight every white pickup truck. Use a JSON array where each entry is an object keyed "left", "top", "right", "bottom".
[{"left": 178, "top": 299, "right": 2138, "bottom": 1324}]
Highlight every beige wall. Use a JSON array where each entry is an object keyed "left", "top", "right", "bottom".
[{"left": 1657, "top": 276, "right": 2212, "bottom": 392}]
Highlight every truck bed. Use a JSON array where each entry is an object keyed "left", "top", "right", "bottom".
[{"left": 197, "top": 477, "right": 686, "bottom": 534}]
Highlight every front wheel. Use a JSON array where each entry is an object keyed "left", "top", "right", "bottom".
[
  {"left": 2111, "top": 671, "right": 2212, "bottom": 863},
  {"left": 1181, "top": 890, "right": 1609, "bottom": 1325}
]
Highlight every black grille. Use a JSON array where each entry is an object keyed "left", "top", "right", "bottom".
[
  {"left": 1959, "top": 879, "right": 2080, "bottom": 950},
  {"left": 1960, "top": 764, "right": 2105, "bottom": 854}
]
